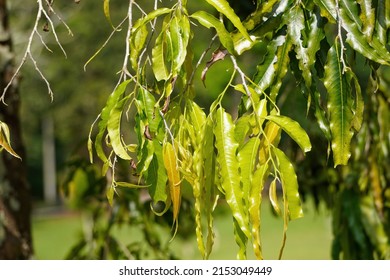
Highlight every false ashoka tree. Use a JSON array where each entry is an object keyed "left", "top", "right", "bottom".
[{"left": 85, "top": 0, "right": 390, "bottom": 259}]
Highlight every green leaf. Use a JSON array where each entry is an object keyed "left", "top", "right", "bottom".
[
  {"left": 152, "top": 26, "right": 171, "bottom": 81},
  {"left": 273, "top": 147, "right": 303, "bottom": 220},
  {"left": 238, "top": 137, "right": 260, "bottom": 202},
  {"left": 114, "top": 181, "right": 149, "bottom": 188},
  {"left": 313, "top": 0, "right": 337, "bottom": 22},
  {"left": 95, "top": 80, "right": 131, "bottom": 168},
  {"left": 147, "top": 139, "right": 169, "bottom": 215},
  {"left": 106, "top": 185, "right": 115, "bottom": 206},
  {"left": 191, "top": 11, "right": 234, "bottom": 53},
  {"left": 185, "top": 102, "right": 208, "bottom": 258},
  {"left": 135, "top": 88, "right": 162, "bottom": 134},
  {"left": 130, "top": 24, "right": 148, "bottom": 69},
  {"left": 265, "top": 115, "right": 312, "bottom": 153},
  {"left": 269, "top": 178, "right": 281, "bottom": 215},
  {"left": 307, "top": 12, "right": 326, "bottom": 68},
  {"left": 202, "top": 115, "right": 217, "bottom": 258},
  {"left": 253, "top": 34, "right": 292, "bottom": 101},
  {"left": 213, "top": 107, "right": 250, "bottom": 256},
  {"left": 170, "top": 12, "right": 191, "bottom": 74},
  {"left": 323, "top": 41, "right": 355, "bottom": 166},
  {"left": 132, "top": 8, "right": 172, "bottom": 31},
  {"left": 103, "top": 0, "right": 114, "bottom": 28},
  {"left": 339, "top": 4, "right": 390, "bottom": 65},
  {"left": 356, "top": 0, "right": 375, "bottom": 40},
  {"left": 286, "top": 5, "right": 312, "bottom": 86},
  {"left": 0, "top": 121, "right": 21, "bottom": 160},
  {"left": 204, "top": 0, "right": 251, "bottom": 42},
  {"left": 249, "top": 163, "right": 268, "bottom": 260},
  {"left": 107, "top": 95, "right": 131, "bottom": 160}
]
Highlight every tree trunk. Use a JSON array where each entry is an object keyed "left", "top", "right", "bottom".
[{"left": 0, "top": 0, "right": 33, "bottom": 259}]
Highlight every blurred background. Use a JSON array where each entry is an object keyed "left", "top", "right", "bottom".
[{"left": 5, "top": 0, "right": 336, "bottom": 260}]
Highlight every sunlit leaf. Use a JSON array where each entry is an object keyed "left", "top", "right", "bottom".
[
  {"left": 0, "top": 121, "right": 21, "bottom": 159},
  {"left": 152, "top": 25, "right": 171, "bottom": 81},
  {"left": 130, "top": 24, "right": 148, "bottom": 69},
  {"left": 273, "top": 147, "right": 304, "bottom": 220},
  {"left": 191, "top": 11, "right": 234, "bottom": 53},
  {"left": 132, "top": 8, "right": 172, "bottom": 31},
  {"left": 163, "top": 141, "right": 181, "bottom": 231},
  {"left": 269, "top": 178, "right": 281, "bottom": 215},
  {"left": 238, "top": 137, "right": 260, "bottom": 201},
  {"left": 356, "top": 0, "right": 375, "bottom": 40},
  {"left": 249, "top": 163, "right": 268, "bottom": 260},
  {"left": 213, "top": 107, "right": 249, "bottom": 257},
  {"left": 204, "top": 0, "right": 251, "bottom": 42},
  {"left": 286, "top": 5, "right": 311, "bottom": 87},
  {"left": 170, "top": 12, "right": 191, "bottom": 74},
  {"left": 202, "top": 116, "right": 217, "bottom": 258},
  {"left": 265, "top": 115, "right": 312, "bottom": 153},
  {"left": 94, "top": 80, "right": 131, "bottom": 169},
  {"left": 107, "top": 95, "right": 131, "bottom": 160}
]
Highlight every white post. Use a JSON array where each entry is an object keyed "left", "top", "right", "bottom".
[{"left": 42, "top": 115, "right": 57, "bottom": 204}]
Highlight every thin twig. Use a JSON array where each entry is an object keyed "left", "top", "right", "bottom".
[
  {"left": 1, "top": 0, "right": 71, "bottom": 103},
  {"left": 230, "top": 55, "right": 251, "bottom": 97},
  {"left": 335, "top": 0, "right": 348, "bottom": 73},
  {"left": 184, "top": 34, "right": 218, "bottom": 93}
]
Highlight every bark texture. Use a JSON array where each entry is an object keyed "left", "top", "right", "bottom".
[{"left": 0, "top": 0, "right": 33, "bottom": 259}]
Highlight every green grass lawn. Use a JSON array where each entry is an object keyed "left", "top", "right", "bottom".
[{"left": 32, "top": 201, "right": 332, "bottom": 260}]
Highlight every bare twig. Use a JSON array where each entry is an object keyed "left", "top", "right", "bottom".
[
  {"left": 230, "top": 55, "right": 251, "bottom": 97},
  {"left": 118, "top": 0, "right": 135, "bottom": 84},
  {"left": 335, "top": 0, "right": 348, "bottom": 73},
  {"left": 1, "top": 0, "right": 72, "bottom": 103}
]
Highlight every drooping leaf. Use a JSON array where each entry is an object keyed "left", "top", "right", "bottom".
[
  {"left": 147, "top": 139, "right": 169, "bottom": 215},
  {"left": 107, "top": 95, "right": 131, "bottom": 160},
  {"left": 238, "top": 137, "right": 260, "bottom": 202},
  {"left": 265, "top": 114, "right": 312, "bottom": 153},
  {"left": 249, "top": 163, "right": 268, "bottom": 260},
  {"left": 152, "top": 24, "right": 171, "bottom": 81},
  {"left": 106, "top": 185, "right": 115, "bottom": 206},
  {"left": 273, "top": 147, "right": 304, "bottom": 220},
  {"left": 204, "top": 0, "right": 252, "bottom": 42},
  {"left": 356, "top": 0, "right": 375, "bottom": 40},
  {"left": 170, "top": 12, "right": 191, "bottom": 75},
  {"left": 213, "top": 107, "right": 250, "bottom": 257},
  {"left": 132, "top": 8, "right": 172, "bottom": 31},
  {"left": 135, "top": 88, "right": 162, "bottom": 135},
  {"left": 253, "top": 34, "right": 292, "bottom": 101},
  {"left": 323, "top": 41, "right": 355, "bottom": 166},
  {"left": 163, "top": 141, "right": 181, "bottom": 232},
  {"left": 94, "top": 80, "right": 131, "bottom": 169},
  {"left": 202, "top": 116, "right": 217, "bottom": 258},
  {"left": 339, "top": 4, "right": 390, "bottom": 65},
  {"left": 103, "top": 0, "right": 115, "bottom": 28},
  {"left": 269, "top": 178, "right": 281, "bottom": 215},
  {"left": 191, "top": 11, "right": 234, "bottom": 53},
  {"left": 286, "top": 5, "right": 312, "bottom": 87},
  {"left": 259, "top": 120, "right": 281, "bottom": 165},
  {"left": 0, "top": 121, "right": 21, "bottom": 159},
  {"left": 130, "top": 24, "right": 148, "bottom": 69},
  {"left": 313, "top": 0, "right": 337, "bottom": 22}
]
